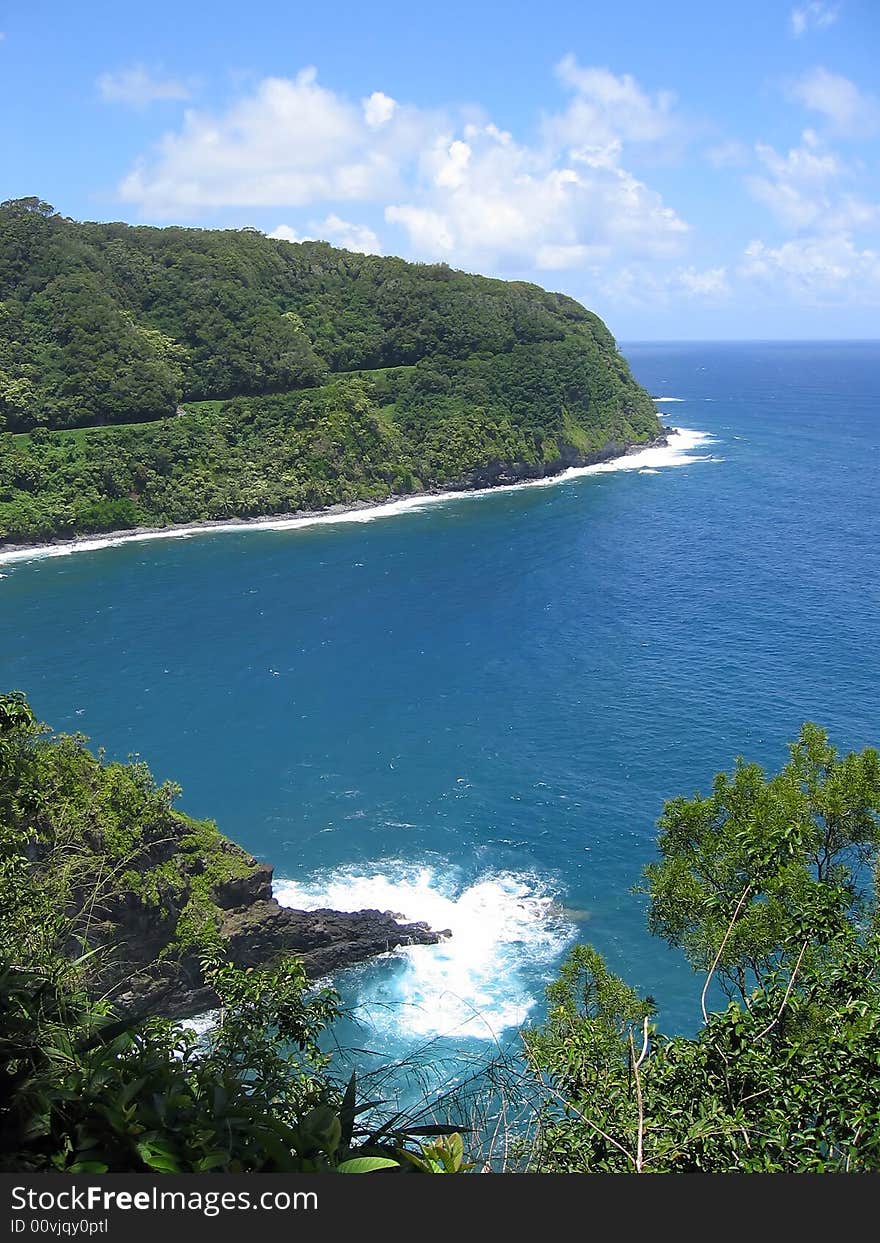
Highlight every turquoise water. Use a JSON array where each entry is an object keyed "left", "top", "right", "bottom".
[{"left": 2, "top": 341, "right": 878, "bottom": 1085}]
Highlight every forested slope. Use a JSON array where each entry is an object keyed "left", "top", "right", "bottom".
[{"left": 0, "top": 197, "right": 661, "bottom": 543}]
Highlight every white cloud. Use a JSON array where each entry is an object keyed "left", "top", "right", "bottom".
[
  {"left": 747, "top": 129, "right": 879, "bottom": 233},
  {"left": 97, "top": 66, "right": 192, "bottom": 108},
  {"left": 430, "top": 138, "right": 472, "bottom": 189},
  {"left": 749, "top": 129, "right": 842, "bottom": 229},
  {"left": 742, "top": 234, "right": 880, "bottom": 302},
  {"left": 790, "top": 3, "right": 839, "bottom": 37},
  {"left": 270, "top": 215, "right": 382, "bottom": 254},
  {"left": 120, "top": 68, "right": 415, "bottom": 213},
  {"left": 311, "top": 214, "right": 382, "bottom": 253},
  {"left": 384, "top": 114, "right": 688, "bottom": 272},
  {"left": 597, "top": 263, "right": 729, "bottom": 307},
  {"left": 676, "top": 266, "right": 730, "bottom": 298},
  {"left": 789, "top": 67, "right": 880, "bottom": 138},
  {"left": 535, "top": 243, "right": 597, "bottom": 270},
  {"left": 119, "top": 63, "right": 689, "bottom": 273},
  {"left": 546, "top": 56, "right": 682, "bottom": 159},
  {"left": 363, "top": 91, "right": 397, "bottom": 128},
  {"left": 268, "top": 224, "right": 305, "bottom": 243},
  {"left": 384, "top": 205, "right": 455, "bottom": 253}
]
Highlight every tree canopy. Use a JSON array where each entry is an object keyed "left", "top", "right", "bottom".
[
  {"left": 524, "top": 725, "right": 880, "bottom": 1172},
  {"left": 0, "top": 199, "right": 661, "bottom": 546}
]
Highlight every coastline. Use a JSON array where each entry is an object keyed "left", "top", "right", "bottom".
[{"left": 0, "top": 424, "right": 709, "bottom": 567}]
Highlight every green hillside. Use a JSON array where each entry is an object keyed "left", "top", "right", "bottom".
[{"left": 0, "top": 197, "right": 662, "bottom": 544}]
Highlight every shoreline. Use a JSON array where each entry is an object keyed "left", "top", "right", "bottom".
[{"left": 0, "top": 425, "right": 710, "bottom": 567}]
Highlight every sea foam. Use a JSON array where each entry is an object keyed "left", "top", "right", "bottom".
[
  {"left": 0, "top": 427, "right": 718, "bottom": 568},
  {"left": 274, "top": 864, "right": 576, "bottom": 1042}
]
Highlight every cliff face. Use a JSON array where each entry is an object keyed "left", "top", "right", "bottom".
[
  {"left": 83, "top": 826, "right": 441, "bottom": 1019},
  {"left": 108, "top": 861, "right": 441, "bottom": 1020}
]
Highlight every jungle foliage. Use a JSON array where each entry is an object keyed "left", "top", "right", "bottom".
[
  {"left": 0, "top": 198, "right": 660, "bottom": 544},
  {"left": 7, "top": 691, "right": 875, "bottom": 1173},
  {"left": 0, "top": 692, "right": 460, "bottom": 1173},
  {"left": 524, "top": 725, "right": 880, "bottom": 1172}
]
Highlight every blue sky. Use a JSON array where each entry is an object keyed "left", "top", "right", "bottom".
[{"left": 2, "top": 0, "right": 878, "bottom": 338}]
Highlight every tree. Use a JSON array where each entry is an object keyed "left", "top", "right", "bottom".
[
  {"left": 641, "top": 723, "right": 880, "bottom": 1006},
  {"left": 0, "top": 198, "right": 57, "bottom": 217},
  {"left": 524, "top": 725, "right": 880, "bottom": 1172}
]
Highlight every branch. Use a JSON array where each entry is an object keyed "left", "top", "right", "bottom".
[
  {"left": 629, "top": 1016, "right": 650, "bottom": 1172},
  {"left": 753, "top": 941, "right": 808, "bottom": 1041},
  {"left": 701, "top": 884, "right": 752, "bottom": 1025},
  {"left": 634, "top": 1014, "right": 650, "bottom": 1069}
]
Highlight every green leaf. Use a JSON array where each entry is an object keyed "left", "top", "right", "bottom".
[
  {"left": 339, "top": 1071, "right": 358, "bottom": 1150},
  {"left": 136, "top": 1142, "right": 180, "bottom": 1173},
  {"left": 336, "top": 1156, "right": 399, "bottom": 1174}
]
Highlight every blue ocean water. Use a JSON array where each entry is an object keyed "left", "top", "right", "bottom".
[{"left": 2, "top": 341, "right": 878, "bottom": 1088}]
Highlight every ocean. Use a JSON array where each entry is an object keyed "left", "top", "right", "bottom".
[{"left": 2, "top": 341, "right": 878, "bottom": 1103}]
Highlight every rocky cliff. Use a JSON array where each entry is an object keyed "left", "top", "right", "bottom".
[{"left": 103, "top": 852, "right": 442, "bottom": 1019}]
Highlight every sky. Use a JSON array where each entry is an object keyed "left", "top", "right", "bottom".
[{"left": 1, "top": 0, "right": 879, "bottom": 339}]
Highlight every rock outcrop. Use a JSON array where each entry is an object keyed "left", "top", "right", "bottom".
[{"left": 82, "top": 832, "right": 442, "bottom": 1019}]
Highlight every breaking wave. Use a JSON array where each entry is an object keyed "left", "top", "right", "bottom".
[{"left": 274, "top": 863, "right": 577, "bottom": 1042}]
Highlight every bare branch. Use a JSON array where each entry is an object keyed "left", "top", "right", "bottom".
[
  {"left": 754, "top": 941, "right": 809, "bottom": 1041},
  {"left": 629, "top": 1022, "right": 648, "bottom": 1172},
  {"left": 634, "top": 1015, "right": 650, "bottom": 1069},
  {"left": 702, "top": 884, "right": 752, "bottom": 1025}
]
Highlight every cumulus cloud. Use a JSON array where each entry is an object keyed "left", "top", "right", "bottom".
[
  {"left": 789, "top": 67, "right": 880, "bottom": 138},
  {"left": 267, "top": 224, "right": 305, "bottom": 243},
  {"left": 676, "top": 266, "right": 730, "bottom": 298},
  {"left": 385, "top": 119, "right": 687, "bottom": 272},
  {"left": 309, "top": 214, "right": 382, "bottom": 253},
  {"left": 747, "top": 129, "right": 879, "bottom": 233},
  {"left": 119, "top": 68, "right": 414, "bottom": 213},
  {"left": 790, "top": 2, "right": 839, "bottom": 37},
  {"left": 118, "top": 62, "right": 689, "bottom": 274},
  {"left": 381, "top": 58, "right": 693, "bottom": 272},
  {"left": 549, "top": 56, "right": 680, "bottom": 154},
  {"left": 598, "top": 263, "right": 729, "bottom": 306},
  {"left": 97, "top": 66, "right": 193, "bottom": 108},
  {"left": 742, "top": 234, "right": 880, "bottom": 302},
  {"left": 363, "top": 91, "right": 397, "bottom": 128},
  {"left": 384, "top": 205, "right": 455, "bottom": 253},
  {"left": 535, "top": 243, "right": 599, "bottom": 271}
]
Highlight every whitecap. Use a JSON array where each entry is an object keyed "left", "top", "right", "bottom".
[
  {"left": 275, "top": 862, "right": 576, "bottom": 1042},
  {"left": 653, "top": 396, "right": 687, "bottom": 402},
  {"left": 178, "top": 1010, "right": 220, "bottom": 1039}
]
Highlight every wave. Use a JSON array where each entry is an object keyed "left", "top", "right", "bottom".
[
  {"left": 0, "top": 427, "right": 718, "bottom": 569},
  {"left": 177, "top": 1010, "right": 219, "bottom": 1042},
  {"left": 274, "top": 863, "right": 576, "bottom": 1042},
  {"left": 653, "top": 396, "right": 687, "bottom": 402}
]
